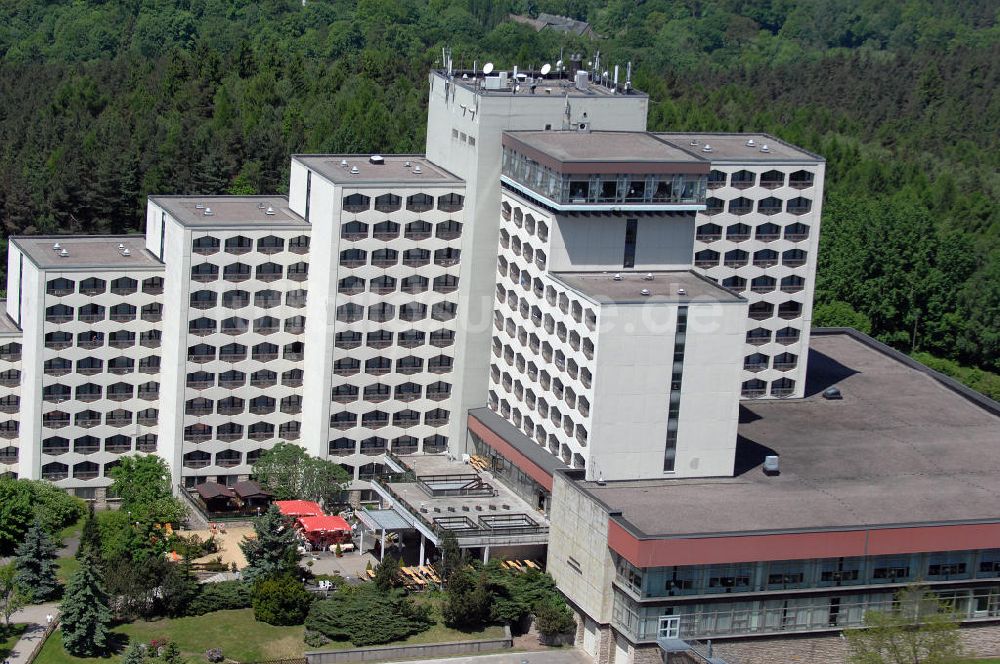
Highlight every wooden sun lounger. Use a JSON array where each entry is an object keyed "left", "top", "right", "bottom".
[{"left": 525, "top": 559, "right": 540, "bottom": 570}]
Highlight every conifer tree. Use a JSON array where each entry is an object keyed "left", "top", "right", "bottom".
[
  {"left": 76, "top": 502, "right": 100, "bottom": 560},
  {"left": 60, "top": 552, "right": 112, "bottom": 657},
  {"left": 13, "top": 519, "right": 59, "bottom": 602},
  {"left": 239, "top": 504, "right": 299, "bottom": 583},
  {"left": 121, "top": 641, "right": 145, "bottom": 664}
]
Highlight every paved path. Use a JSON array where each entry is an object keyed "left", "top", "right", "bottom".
[
  {"left": 5, "top": 602, "right": 59, "bottom": 664},
  {"left": 379, "top": 651, "right": 592, "bottom": 664}
]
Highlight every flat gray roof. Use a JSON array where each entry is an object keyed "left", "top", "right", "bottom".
[
  {"left": 657, "top": 133, "right": 823, "bottom": 163},
  {"left": 579, "top": 331, "right": 1000, "bottom": 537},
  {"left": 506, "top": 131, "right": 705, "bottom": 165},
  {"left": 150, "top": 196, "right": 308, "bottom": 229},
  {"left": 551, "top": 270, "right": 745, "bottom": 305},
  {"left": 11, "top": 236, "right": 163, "bottom": 270},
  {"left": 469, "top": 407, "right": 568, "bottom": 477},
  {"left": 0, "top": 305, "right": 20, "bottom": 336},
  {"left": 294, "top": 155, "right": 462, "bottom": 186}
]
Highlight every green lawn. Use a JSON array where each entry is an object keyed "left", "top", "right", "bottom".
[
  {"left": 36, "top": 610, "right": 305, "bottom": 664},
  {"left": 1, "top": 623, "right": 29, "bottom": 659},
  {"left": 56, "top": 555, "right": 81, "bottom": 585},
  {"left": 34, "top": 603, "right": 508, "bottom": 664}
]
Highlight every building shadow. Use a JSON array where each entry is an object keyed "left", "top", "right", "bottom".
[
  {"left": 733, "top": 435, "right": 778, "bottom": 476},
  {"left": 803, "top": 348, "right": 859, "bottom": 398}
]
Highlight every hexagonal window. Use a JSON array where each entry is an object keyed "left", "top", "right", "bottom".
[
  {"left": 731, "top": 170, "right": 755, "bottom": 189},
  {"left": 253, "top": 316, "right": 280, "bottom": 334},
  {"left": 192, "top": 236, "right": 220, "bottom": 254},
  {"left": 42, "top": 436, "right": 70, "bottom": 455},
  {"left": 343, "top": 193, "right": 370, "bottom": 213},
  {"left": 696, "top": 223, "right": 722, "bottom": 241},
  {"left": 406, "top": 193, "right": 434, "bottom": 213},
  {"left": 761, "top": 170, "right": 784, "bottom": 189},
  {"left": 724, "top": 249, "right": 748, "bottom": 267},
  {"left": 787, "top": 197, "right": 812, "bottom": 215},
  {"left": 258, "top": 235, "right": 284, "bottom": 254},
  {"left": 373, "top": 220, "right": 400, "bottom": 240},
  {"left": 374, "top": 193, "right": 401, "bottom": 213},
  {"left": 708, "top": 169, "right": 726, "bottom": 189},
  {"left": 221, "top": 317, "right": 249, "bottom": 334},
  {"left": 727, "top": 223, "right": 751, "bottom": 241},
  {"left": 728, "top": 197, "right": 753, "bottom": 215},
  {"left": 705, "top": 197, "right": 724, "bottom": 215},
  {"left": 224, "top": 235, "right": 253, "bottom": 254},
  {"left": 362, "top": 411, "right": 389, "bottom": 429},
  {"left": 342, "top": 221, "right": 369, "bottom": 240},
  {"left": 789, "top": 170, "right": 814, "bottom": 189},
  {"left": 758, "top": 197, "right": 782, "bottom": 215},
  {"left": 694, "top": 249, "right": 719, "bottom": 268}
]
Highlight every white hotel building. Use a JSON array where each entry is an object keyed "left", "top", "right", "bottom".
[{"left": 0, "top": 67, "right": 824, "bottom": 499}]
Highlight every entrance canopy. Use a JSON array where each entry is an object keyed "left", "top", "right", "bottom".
[
  {"left": 275, "top": 499, "right": 323, "bottom": 518},
  {"left": 357, "top": 508, "right": 412, "bottom": 533}
]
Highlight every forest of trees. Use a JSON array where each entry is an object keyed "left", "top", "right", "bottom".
[{"left": 0, "top": 0, "right": 997, "bottom": 388}]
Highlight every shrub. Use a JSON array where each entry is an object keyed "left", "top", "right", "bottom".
[
  {"left": 533, "top": 599, "right": 576, "bottom": 638},
  {"left": 441, "top": 567, "right": 492, "bottom": 630},
  {"left": 185, "top": 580, "right": 252, "bottom": 616},
  {"left": 252, "top": 575, "right": 313, "bottom": 626},
  {"left": 205, "top": 648, "right": 224, "bottom": 663},
  {"left": 305, "top": 586, "right": 431, "bottom": 647}
]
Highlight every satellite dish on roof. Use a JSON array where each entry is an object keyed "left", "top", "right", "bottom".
[
  {"left": 540, "top": 63, "right": 551, "bottom": 76},
  {"left": 483, "top": 62, "right": 494, "bottom": 75},
  {"left": 556, "top": 59, "right": 563, "bottom": 69}
]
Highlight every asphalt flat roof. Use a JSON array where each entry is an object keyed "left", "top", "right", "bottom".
[
  {"left": 656, "top": 133, "right": 823, "bottom": 163},
  {"left": 150, "top": 196, "right": 308, "bottom": 228},
  {"left": 12, "top": 236, "right": 163, "bottom": 270},
  {"left": 580, "top": 332, "right": 1000, "bottom": 537},
  {"left": 469, "top": 406, "right": 567, "bottom": 476},
  {"left": 551, "top": 270, "right": 745, "bottom": 305},
  {"left": 294, "top": 155, "right": 462, "bottom": 186},
  {"left": 506, "top": 131, "right": 705, "bottom": 164}
]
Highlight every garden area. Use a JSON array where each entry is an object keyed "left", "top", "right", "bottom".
[{"left": 9, "top": 448, "right": 573, "bottom": 664}]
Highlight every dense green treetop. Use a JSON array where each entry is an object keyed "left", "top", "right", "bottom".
[{"left": 0, "top": 0, "right": 996, "bottom": 376}]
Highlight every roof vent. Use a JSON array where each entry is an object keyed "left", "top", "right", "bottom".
[
  {"left": 59, "top": 248, "right": 69, "bottom": 257},
  {"left": 340, "top": 159, "right": 349, "bottom": 168},
  {"left": 195, "top": 203, "right": 205, "bottom": 209},
  {"left": 763, "top": 455, "right": 780, "bottom": 476},
  {"left": 760, "top": 144, "right": 770, "bottom": 153},
  {"left": 369, "top": 155, "right": 384, "bottom": 165},
  {"left": 596, "top": 471, "right": 606, "bottom": 486},
  {"left": 640, "top": 288, "right": 651, "bottom": 296},
  {"left": 612, "top": 273, "right": 623, "bottom": 281},
  {"left": 265, "top": 206, "right": 276, "bottom": 215},
  {"left": 404, "top": 161, "right": 412, "bottom": 168},
  {"left": 118, "top": 243, "right": 125, "bottom": 250},
  {"left": 413, "top": 165, "right": 422, "bottom": 174},
  {"left": 121, "top": 248, "right": 130, "bottom": 256},
  {"left": 203, "top": 207, "right": 213, "bottom": 216},
  {"left": 702, "top": 144, "right": 713, "bottom": 153},
  {"left": 746, "top": 138, "right": 756, "bottom": 147},
  {"left": 823, "top": 386, "right": 843, "bottom": 400},
  {"left": 643, "top": 273, "right": 654, "bottom": 281},
  {"left": 677, "top": 288, "right": 687, "bottom": 295},
  {"left": 52, "top": 242, "right": 61, "bottom": 251},
  {"left": 258, "top": 202, "right": 266, "bottom": 209},
  {"left": 689, "top": 138, "right": 699, "bottom": 146},
  {"left": 350, "top": 166, "right": 360, "bottom": 175}
]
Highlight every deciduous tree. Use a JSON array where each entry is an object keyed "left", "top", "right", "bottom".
[{"left": 846, "top": 585, "right": 965, "bottom": 664}]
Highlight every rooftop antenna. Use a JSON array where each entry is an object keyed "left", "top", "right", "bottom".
[
  {"left": 613, "top": 64, "right": 619, "bottom": 90},
  {"left": 626, "top": 61, "right": 632, "bottom": 92}
]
